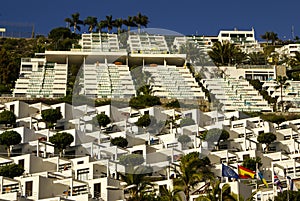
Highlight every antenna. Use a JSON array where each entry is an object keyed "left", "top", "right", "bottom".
[{"left": 292, "top": 25, "right": 295, "bottom": 40}]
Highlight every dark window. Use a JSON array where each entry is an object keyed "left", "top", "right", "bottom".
[
  {"left": 159, "top": 185, "right": 167, "bottom": 196},
  {"left": 10, "top": 105, "right": 14, "bottom": 113},
  {"left": 19, "top": 159, "right": 24, "bottom": 168},
  {"left": 243, "top": 154, "right": 250, "bottom": 160},
  {"left": 94, "top": 183, "right": 101, "bottom": 198},
  {"left": 25, "top": 181, "right": 33, "bottom": 196},
  {"left": 185, "top": 113, "right": 192, "bottom": 119}
]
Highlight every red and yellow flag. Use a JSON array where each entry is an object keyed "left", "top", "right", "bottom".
[{"left": 238, "top": 165, "right": 255, "bottom": 179}]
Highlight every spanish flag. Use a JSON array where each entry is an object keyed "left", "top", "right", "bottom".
[{"left": 238, "top": 165, "right": 255, "bottom": 179}]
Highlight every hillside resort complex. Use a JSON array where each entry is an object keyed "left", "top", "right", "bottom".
[{"left": 0, "top": 27, "right": 300, "bottom": 201}]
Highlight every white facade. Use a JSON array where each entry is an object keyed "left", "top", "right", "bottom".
[
  {"left": 13, "top": 58, "right": 68, "bottom": 98},
  {"left": 217, "top": 28, "right": 257, "bottom": 45}
]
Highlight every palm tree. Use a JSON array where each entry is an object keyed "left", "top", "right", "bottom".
[
  {"left": 173, "top": 152, "right": 214, "bottom": 201},
  {"left": 119, "top": 166, "right": 152, "bottom": 200},
  {"left": 261, "top": 31, "right": 278, "bottom": 45},
  {"left": 275, "top": 76, "right": 290, "bottom": 112},
  {"left": 64, "top": 12, "right": 83, "bottom": 33},
  {"left": 96, "top": 21, "right": 106, "bottom": 33},
  {"left": 261, "top": 32, "right": 272, "bottom": 45},
  {"left": 196, "top": 179, "right": 237, "bottom": 201},
  {"left": 123, "top": 16, "right": 137, "bottom": 32},
  {"left": 208, "top": 41, "right": 244, "bottom": 66},
  {"left": 269, "top": 32, "right": 279, "bottom": 45},
  {"left": 134, "top": 12, "right": 149, "bottom": 33},
  {"left": 160, "top": 186, "right": 182, "bottom": 201},
  {"left": 248, "top": 52, "right": 266, "bottom": 65},
  {"left": 113, "top": 18, "right": 123, "bottom": 34},
  {"left": 103, "top": 15, "right": 114, "bottom": 33},
  {"left": 84, "top": 16, "right": 97, "bottom": 33}
]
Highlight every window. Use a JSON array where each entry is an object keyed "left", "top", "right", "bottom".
[
  {"left": 19, "top": 159, "right": 24, "bottom": 168},
  {"left": 94, "top": 183, "right": 101, "bottom": 198},
  {"left": 25, "top": 181, "right": 33, "bottom": 196},
  {"left": 10, "top": 105, "right": 15, "bottom": 113},
  {"left": 77, "top": 161, "right": 84, "bottom": 165},
  {"left": 159, "top": 185, "right": 167, "bottom": 196},
  {"left": 185, "top": 113, "right": 192, "bottom": 119},
  {"left": 77, "top": 168, "right": 89, "bottom": 180},
  {"left": 243, "top": 154, "right": 250, "bottom": 160}
]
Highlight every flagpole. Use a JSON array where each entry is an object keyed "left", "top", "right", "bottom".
[
  {"left": 272, "top": 162, "right": 275, "bottom": 201},
  {"left": 286, "top": 166, "right": 289, "bottom": 201},
  {"left": 237, "top": 178, "right": 240, "bottom": 201},
  {"left": 256, "top": 162, "right": 258, "bottom": 201}
]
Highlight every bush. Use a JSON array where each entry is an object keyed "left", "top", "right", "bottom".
[
  {"left": 95, "top": 113, "right": 111, "bottom": 128},
  {"left": 0, "top": 110, "right": 16, "bottom": 127},
  {"left": 0, "top": 164, "right": 24, "bottom": 178},
  {"left": 178, "top": 135, "right": 192, "bottom": 145},
  {"left": 119, "top": 154, "right": 144, "bottom": 166},
  {"left": 180, "top": 118, "right": 195, "bottom": 127},
  {"left": 111, "top": 136, "right": 128, "bottom": 148},
  {"left": 129, "top": 95, "right": 161, "bottom": 109},
  {"left": 135, "top": 114, "right": 151, "bottom": 128}
]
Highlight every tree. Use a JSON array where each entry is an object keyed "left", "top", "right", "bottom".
[
  {"left": 261, "top": 31, "right": 278, "bottom": 46},
  {"left": 0, "top": 110, "right": 16, "bottom": 127},
  {"left": 119, "top": 154, "right": 144, "bottom": 167},
  {"left": 47, "top": 27, "right": 78, "bottom": 51},
  {"left": 208, "top": 41, "right": 246, "bottom": 66},
  {"left": 84, "top": 16, "right": 97, "bottom": 33},
  {"left": 248, "top": 52, "right": 266, "bottom": 65},
  {"left": 64, "top": 12, "right": 83, "bottom": 33},
  {"left": 129, "top": 95, "right": 161, "bottom": 109},
  {"left": 102, "top": 15, "right": 114, "bottom": 33},
  {"left": 261, "top": 31, "right": 272, "bottom": 45},
  {"left": 96, "top": 21, "right": 106, "bottom": 33},
  {"left": 242, "top": 157, "right": 262, "bottom": 171},
  {"left": 201, "top": 128, "right": 230, "bottom": 150},
  {"left": 123, "top": 16, "right": 137, "bottom": 32},
  {"left": 275, "top": 76, "right": 290, "bottom": 112},
  {"left": 275, "top": 190, "right": 300, "bottom": 201},
  {"left": 257, "top": 132, "right": 276, "bottom": 153},
  {"left": 49, "top": 132, "right": 74, "bottom": 157},
  {"left": 173, "top": 152, "right": 214, "bottom": 201},
  {"left": 96, "top": 113, "right": 111, "bottom": 128},
  {"left": 119, "top": 166, "right": 152, "bottom": 200},
  {"left": 41, "top": 109, "right": 62, "bottom": 129},
  {"left": 196, "top": 179, "right": 237, "bottom": 201},
  {"left": 248, "top": 79, "right": 262, "bottom": 91},
  {"left": 178, "top": 135, "right": 192, "bottom": 149},
  {"left": 160, "top": 186, "right": 183, "bottom": 201},
  {"left": 0, "top": 130, "right": 22, "bottom": 157},
  {"left": 137, "top": 85, "right": 153, "bottom": 96},
  {"left": 260, "top": 114, "right": 286, "bottom": 127},
  {"left": 0, "top": 163, "right": 24, "bottom": 178},
  {"left": 269, "top": 32, "right": 279, "bottom": 45},
  {"left": 135, "top": 114, "right": 151, "bottom": 128},
  {"left": 113, "top": 18, "right": 123, "bottom": 34},
  {"left": 180, "top": 118, "right": 195, "bottom": 127},
  {"left": 111, "top": 136, "right": 128, "bottom": 148},
  {"left": 134, "top": 12, "right": 149, "bottom": 33},
  {"left": 0, "top": 48, "right": 19, "bottom": 87}
]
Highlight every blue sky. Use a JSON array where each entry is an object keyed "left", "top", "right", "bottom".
[{"left": 1, "top": 0, "right": 299, "bottom": 41}]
